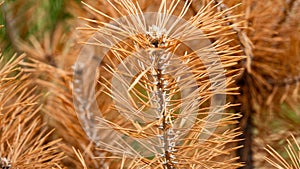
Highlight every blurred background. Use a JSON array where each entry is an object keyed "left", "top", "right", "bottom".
[{"left": 0, "top": 0, "right": 300, "bottom": 168}]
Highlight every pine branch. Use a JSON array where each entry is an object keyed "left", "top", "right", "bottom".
[
  {"left": 0, "top": 54, "right": 64, "bottom": 169},
  {"left": 73, "top": 0, "right": 244, "bottom": 168}
]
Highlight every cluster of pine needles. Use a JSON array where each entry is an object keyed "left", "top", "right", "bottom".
[{"left": 0, "top": 0, "right": 300, "bottom": 168}]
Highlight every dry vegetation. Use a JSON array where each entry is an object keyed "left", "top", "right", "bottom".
[{"left": 0, "top": 0, "right": 300, "bottom": 168}]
